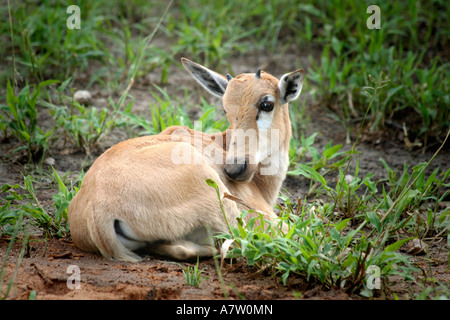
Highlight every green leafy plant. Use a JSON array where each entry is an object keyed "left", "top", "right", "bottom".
[
  {"left": 171, "top": 1, "right": 261, "bottom": 68},
  {"left": 50, "top": 168, "right": 83, "bottom": 237},
  {"left": 182, "top": 257, "right": 208, "bottom": 287},
  {"left": 120, "top": 87, "right": 228, "bottom": 138},
  {"left": 149, "top": 86, "right": 192, "bottom": 133},
  {"left": 0, "top": 213, "right": 29, "bottom": 300},
  {"left": 215, "top": 202, "right": 418, "bottom": 296},
  {"left": 207, "top": 175, "right": 415, "bottom": 296},
  {"left": 50, "top": 97, "right": 119, "bottom": 155},
  {"left": 378, "top": 159, "right": 450, "bottom": 237},
  {"left": 6, "top": 1, "right": 109, "bottom": 83},
  {"left": 209, "top": 68, "right": 448, "bottom": 297},
  {"left": 0, "top": 169, "right": 82, "bottom": 238},
  {"left": 1, "top": 176, "right": 60, "bottom": 238},
  {"left": 1, "top": 79, "right": 58, "bottom": 162}
]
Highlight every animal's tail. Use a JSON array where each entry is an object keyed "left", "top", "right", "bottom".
[{"left": 88, "top": 209, "right": 143, "bottom": 262}]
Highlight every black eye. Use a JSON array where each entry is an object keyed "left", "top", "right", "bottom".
[{"left": 259, "top": 101, "right": 274, "bottom": 112}]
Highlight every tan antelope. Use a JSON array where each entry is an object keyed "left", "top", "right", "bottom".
[{"left": 68, "top": 58, "right": 305, "bottom": 262}]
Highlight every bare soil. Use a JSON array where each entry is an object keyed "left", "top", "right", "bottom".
[{"left": 0, "top": 52, "right": 448, "bottom": 300}]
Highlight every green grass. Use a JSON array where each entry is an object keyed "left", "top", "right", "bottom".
[
  {"left": 212, "top": 136, "right": 449, "bottom": 298},
  {"left": 0, "top": 0, "right": 448, "bottom": 299},
  {"left": 2, "top": 0, "right": 448, "bottom": 155},
  {"left": 1, "top": 168, "right": 82, "bottom": 238},
  {"left": 301, "top": 0, "right": 449, "bottom": 145},
  {"left": 3, "top": 1, "right": 109, "bottom": 84},
  {"left": 1, "top": 79, "right": 59, "bottom": 163},
  {"left": 0, "top": 213, "right": 28, "bottom": 300},
  {"left": 182, "top": 257, "right": 208, "bottom": 287},
  {"left": 208, "top": 71, "right": 449, "bottom": 298}
]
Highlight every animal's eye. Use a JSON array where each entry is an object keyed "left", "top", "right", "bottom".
[{"left": 259, "top": 101, "right": 274, "bottom": 112}]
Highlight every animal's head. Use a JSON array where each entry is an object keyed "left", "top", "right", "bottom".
[{"left": 182, "top": 58, "right": 305, "bottom": 181}]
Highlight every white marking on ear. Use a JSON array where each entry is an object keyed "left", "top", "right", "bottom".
[
  {"left": 181, "top": 58, "right": 228, "bottom": 98},
  {"left": 278, "top": 69, "right": 305, "bottom": 104}
]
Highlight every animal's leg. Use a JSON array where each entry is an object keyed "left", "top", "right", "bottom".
[{"left": 152, "top": 240, "right": 218, "bottom": 260}]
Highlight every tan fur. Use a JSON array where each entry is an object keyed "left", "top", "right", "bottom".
[{"left": 68, "top": 59, "right": 304, "bottom": 261}]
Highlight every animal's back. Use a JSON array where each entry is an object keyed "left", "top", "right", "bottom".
[{"left": 67, "top": 132, "right": 232, "bottom": 259}]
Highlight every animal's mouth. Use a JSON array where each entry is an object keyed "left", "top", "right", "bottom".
[{"left": 224, "top": 160, "right": 247, "bottom": 180}]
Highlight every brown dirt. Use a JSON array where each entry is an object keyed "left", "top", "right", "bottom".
[
  {"left": 1, "top": 51, "right": 448, "bottom": 300},
  {"left": 1, "top": 230, "right": 448, "bottom": 300},
  {"left": 0, "top": 236, "right": 356, "bottom": 300}
]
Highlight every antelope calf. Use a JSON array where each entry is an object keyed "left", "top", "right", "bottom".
[{"left": 68, "top": 58, "right": 305, "bottom": 262}]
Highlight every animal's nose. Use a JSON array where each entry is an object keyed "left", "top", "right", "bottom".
[{"left": 224, "top": 160, "right": 247, "bottom": 180}]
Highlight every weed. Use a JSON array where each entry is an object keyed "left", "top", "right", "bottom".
[
  {"left": 170, "top": 1, "right": 261, "bottom": 69},
  {"left": 49, "top": 168, "right": 83, "bottom": 237},
  {"left": 149, "top": 85, "right": 192, "bottom": 132},
  {"left": 2, "top": 0, "right": 447, "bottom": 143},
  {"left": 287, "top": 133, "right": 354, "bottom": 197},
  {"left": 119, "top": 86, "right": 228, "bottom": 138},
  {"left": 0, "top": 169, "right": 82, "bottom": 238},
  {"left": 49, "top": 96, "right": 120, "bottom": 155},
  {"left": 0, "top": 214, "right": 29, "bottom": 300},
  {"left": 5, "top": 1, "right": 109, "bottom": 83},
  {"left": 303, "top": 1, "right": 449, "bottom": 144},
  {"left": 26, "top": 1, "right": 173, "bottom": 155},
  {"left": 1, "top": 79, "right": 58, "bottom": 163},
  {"left": 215, "top": 204, "right": 418, "bottom": 296},
  {"left": 182, "top": 257, "right": 208, "bottom": 287},
  {"left": 211, "top": 71, "right": 448, "bottom": 297}
]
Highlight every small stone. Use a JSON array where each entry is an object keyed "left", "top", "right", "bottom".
[
  {"left": 44, "top": 157, "right": 55, "bottom": 166},
  {"left": 73, "top": 90, "right": 92, "bottom": 105},
  {"left": 408, "top": 239, "right": 427, "bottom": 255},
  {"left": 344, "top": 174, "right": 354, "bottom": 184}
]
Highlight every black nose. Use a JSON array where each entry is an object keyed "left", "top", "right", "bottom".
[{"left": 224, "top": 160, "right": 247, "bottom": 180}]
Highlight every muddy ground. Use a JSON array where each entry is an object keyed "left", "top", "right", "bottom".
[{"left": 0, "top": 52, "right": 448, "bottom": 300}]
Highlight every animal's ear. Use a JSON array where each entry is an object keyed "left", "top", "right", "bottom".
[
  {"left": 181, "top": 58, "right": 228, "bottom": 98},
  {"left": 278, "top": 69, "right": 305, "bottom": 104}
]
